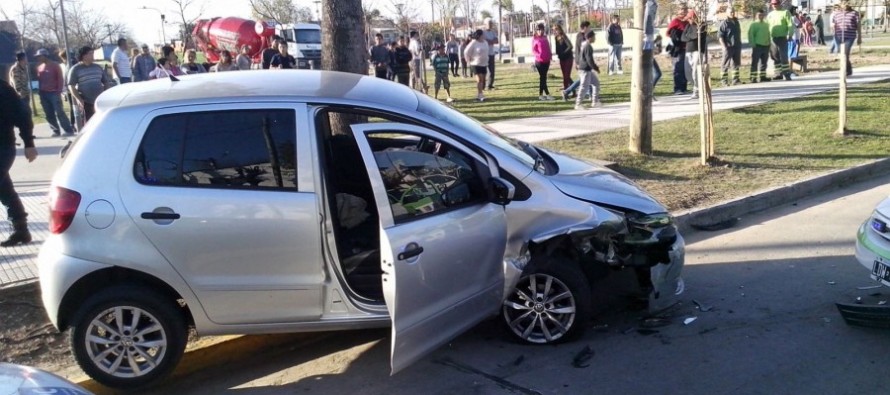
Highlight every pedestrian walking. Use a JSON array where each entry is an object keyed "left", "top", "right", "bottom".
[
  {"left": 236, "top": 45, "right": 252, "bottom": 70},
  {"left": 718, "top": 9, "right": 742, "bottom": 85},
  {"left": 667, "top": 6, "right": 690, "bottom": 94},
  {"left": 531, "top": 24, "right": 554, "bottom": 101},
  {"left": 553, "top": 25, "right": 575, "bottom": 95},
  {"left": 110, "top": 38, "right": 133, "bottom": 84},
  {"left": 483, "top": 18, "right": 499, "bottom": 90},
  {"left": 652, "top": 34, "right": 663, "bottom": 97},
  {"left": 369, "top": 34, "right": 389, "bottom": 79},
  {"left": 408, "top": 31, "right": 428, "bottom": 92},
  {"left": 431, "top": 45, "right": 454, "bottom": 103},
  {"left": 67, "top": 46, "right": 109, "bottom": 124},
  {"left": 815, "top": 10, "right": 826, "bottom": 45},
  {"left": 133, "top": 44, "right": 156, "bottom": 82},
  {"left": 8, "top": 52, "right": 30, "bottom": 117},
  {"left": 832, "top": 1, "right": 861, "bottom": 76},
  {"left": 34, "top": 49, "right": 74, "bottom": 136},
  {"left": 0, "top": 79, "right": 38, "bottom": 247},
  {"left": 181, "top": 49, "right": 207, "bottom": 74},
  {"left": 446, "top": 34, "right": 460, "bottom": 77},
  {"left": 767, "top": 0, "right": 794, "bottom": 80},
  {"left": 607, "top": 15, "right": 624, "bottom": 75},
  {"left": 464, "top": 29, "right": 490, "bottom": 101},
  {"left": 393, "top": 36, "right": 413, "bottom": 86},
  {"left": 575, "top": 30, "right": 602, "bottom": 110},
  {"left": 748, "top": 11, "right": 772, "bottom": 83}
]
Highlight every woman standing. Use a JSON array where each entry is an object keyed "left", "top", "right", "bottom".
[
  {"left": 210, "top": 50, "right": 239, "bottom": 72},
  {"left": 553, "top": 25, "right": 574, "bottom": 96},
  {"left": 531, "top": 24, "right": 554, "bottom": 101},
  {"left": 464, "top": 30, "right": 489, "bottom": 102}
]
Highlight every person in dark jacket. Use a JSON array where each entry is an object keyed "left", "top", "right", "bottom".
[
  {"left": 392, "top": 36, "right": 413, "bottom": 86},
  {"left": 553, "top": 25, "right": 574, "bottom": 94},
  {"left": 667, "top": 6, "right": 690, "bottom": 94},
  {"left": 682, "top": 11, "right": 708, "bottom": 99},
  {"left": 0, "top": 79, "right": 38, "bottom": 247},
  {"left": 718, "top": 8, "right": 743, "bottom": 85},
  {"left": 606, "top": 15, "right": 624, "bottom": 75},
  {"left": 574, "top": 30, "right": 602, "bottom": 110}
]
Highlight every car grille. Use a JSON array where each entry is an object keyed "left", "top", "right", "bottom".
[{"left": 300, "top": 49, "right": 321, "bottom": 58}]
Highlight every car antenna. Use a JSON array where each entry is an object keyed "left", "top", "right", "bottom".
[{"left": 168, "top": 74, "right": 180, "bottom": 82}]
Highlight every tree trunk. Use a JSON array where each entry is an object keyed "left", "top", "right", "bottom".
[
  {"left": 629, "top": 0, "right": 653, "bottom": 155},
  {"left": 321, "top": 0, "right": 367, "bottom": 74}
]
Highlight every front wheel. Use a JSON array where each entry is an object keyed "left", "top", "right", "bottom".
[
  {"left": 70, "top": 285, "right": 187, "bottom": 389},
  {"left": 502, "top": 258, "right": 592, "bottom": 344}
]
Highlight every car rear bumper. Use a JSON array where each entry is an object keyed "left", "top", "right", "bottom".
[{"left": 37, "top": 238, "right": 112, "bottom": 329}]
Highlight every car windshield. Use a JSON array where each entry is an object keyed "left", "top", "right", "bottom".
[
  {"left": 295, "top": 29, "right": 321, "bottom": 44},
  {"left": 414, "top": 93, "right": 540, "bottom": 172}
]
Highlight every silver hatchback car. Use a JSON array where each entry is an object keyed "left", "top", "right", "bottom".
[{"left": 39, "top": 71, "right": 684, "bottom": 388}]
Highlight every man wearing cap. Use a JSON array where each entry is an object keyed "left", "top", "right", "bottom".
[
  {"left": 35, "top": 48, "right": 74, "bottom": 136},
  {"left": 67, "top": 46, "right": 109, "bottom": 124},
  {"left": 133, "top": 44, "right": 156, "bottom": 82},
  {"left": 767, "top": 0, "right": 794, "bottom": 80},
  {"left": 111, "top": 37, "right": 133, "bottom": 84},
  {"left": 7, "top": 52, "right": 30, "bottom": 117},
  {"left": 483, "top": 18, "right": 499, "bottom": 90},
  {"left": 0, "top": 78, "right": 38, "bottom": 247}
]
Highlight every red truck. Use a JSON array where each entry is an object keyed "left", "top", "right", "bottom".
[{"left": 192, "top": 16, "right": 276, "bottom": 65}]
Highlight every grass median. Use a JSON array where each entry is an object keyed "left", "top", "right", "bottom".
[{"left": 540, "top": 80, "right": 890, "bottom": 212}]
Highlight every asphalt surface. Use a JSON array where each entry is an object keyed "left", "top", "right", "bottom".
[{"left": 109, "top": 172, "right": 890, "bottom": 395}]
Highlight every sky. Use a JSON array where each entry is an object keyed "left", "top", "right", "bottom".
[{"left": 2, "top": 0, "right": 542, "bottom": 45}]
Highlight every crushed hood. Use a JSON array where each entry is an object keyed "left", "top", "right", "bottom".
[{"left": 541, "top": 148, "right": 667, "bottom": 215}]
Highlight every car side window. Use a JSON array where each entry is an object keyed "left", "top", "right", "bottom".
[
  {"left": 135, "top": 109, "right": 297, "bottom": 190},
  {"left": 366, "top": 132, "right": 486, "bottom": 224}
]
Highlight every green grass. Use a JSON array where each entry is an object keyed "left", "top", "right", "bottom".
[{"left": 540, "top": 81, "right": 890, "bottom": 211}]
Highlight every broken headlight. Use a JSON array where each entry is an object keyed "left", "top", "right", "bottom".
[
  {"left": 625, "top": 212, "right": 675, "bottom": 245},
  {"left": 627, "top": 212, "right": 672, "bottom": 228}
]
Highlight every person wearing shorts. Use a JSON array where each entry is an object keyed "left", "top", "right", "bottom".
[{"left": 464, "top": 30, "right": 490, "bottom": 101}]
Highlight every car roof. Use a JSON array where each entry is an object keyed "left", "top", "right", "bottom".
[{"left": 96, "top": 70, "right": 420, "bottom": 112}]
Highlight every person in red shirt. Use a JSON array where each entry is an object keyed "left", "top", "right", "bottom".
[
  {"left": 34, "top": 49, "right": 74, "bottom": 136},
  {"left": 666, "top": 7, "right": 690, "bottom": 94},
  {"left": 531, "top": 23, "right": 554, "bottom": 101}
]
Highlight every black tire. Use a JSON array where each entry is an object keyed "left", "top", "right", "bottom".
[
  {"left": 69, "top": 285, "right": 187, "bottom": 389},
  {"left": 502, "top": 256, "right": 593, "bottom": 344}
]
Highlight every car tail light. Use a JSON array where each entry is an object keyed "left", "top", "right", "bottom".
[{"left": 49, "top": 187, "right": 82, "bottom": 234}]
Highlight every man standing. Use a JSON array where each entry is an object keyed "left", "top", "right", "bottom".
[
  {"left": 67, "top": 46, "right": 109, "bottom": 124},
  {"left": 0, "top": 79, "right": 38, "bottom": 247},
  {"left": 607, "top": 15, "right": 624, "bottom": 75},
  {"left": 393, "top": 36, "right": 413, "bottom": 86},
  {"left": 767, "top": 0, "right": 793, "bottom": 81},
  {"left": 832, "top": 2, "right": 861, "bottom": 76},
  {"left": 408, "top": 31, "right": 427, "bottom": 92},
  {"left": 667, "top": 7, "right": 689, "bottom": 94},
  {"left": 446, "top": 34, "right": 460, "bottom": 77},
  {"left": 815, "top": 9, "right": 826, "bottom": 45},
  {"left": 133, "top": 44, "right": 156, "bottom": 82},
  {"left": 682, "top": 11, "right": 707, "bottom": 99},
  {"left": 34, "top": 49, "right": 74, "bottom": 136},
  {"left": 111, "top": 38, "right": 133, "bottom": 84},
  {"left": 261, "top": 36, "right": 283, "bottom": 69},
  {"left": 369, "top": 33, "right": 390, "bottom": 79},
  {"left": 482, "top": 18, "right": 499, "bottom": 90},
  {"left": 575, "top": 31, "right": 602, "bottom": 110},
  {"left": 7, "top": 52, "right": 30, "bottom": 116},
  {"left": 748, "top": 11, "right": 772, "bottom": 83},
  {"left": 718, "top": 8, "right": 742, "bottom": 85}
]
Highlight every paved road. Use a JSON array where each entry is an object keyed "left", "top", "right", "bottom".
[{"left": 111, "top": 173, "right": 890, "bottom": 395}]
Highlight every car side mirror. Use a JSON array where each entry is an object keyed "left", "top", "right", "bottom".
[{"left": 489, "top": 177, "right": 515, "bottom": 206}]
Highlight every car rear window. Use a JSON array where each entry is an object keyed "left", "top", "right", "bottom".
[{"left": 134, "top": 109, "right": 297, "bottom": 190}]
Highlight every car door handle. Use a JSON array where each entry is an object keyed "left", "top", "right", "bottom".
[
  {"left": 141, "top": 212, "right": 181, "bottom": 220},
  {"left": 397, "top": 245, "right": 424, "bottom": 260}
]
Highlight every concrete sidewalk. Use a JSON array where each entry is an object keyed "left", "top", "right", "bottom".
[
  {"left": 491, "top": 64, "right": 890, "bottom": 143},
  {"left": 1, "top": 64, "right": 889, "bottom": 289}
]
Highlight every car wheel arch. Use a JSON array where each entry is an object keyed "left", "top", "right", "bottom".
[{"left": 57, "top": 267, "right": 194, "bottom": 331}]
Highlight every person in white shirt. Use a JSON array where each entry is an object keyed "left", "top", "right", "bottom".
[
  {"left": 464, "top": 29, "right": 490, "bottom": 102},
  {"left": 111, "top": 38, "right": 133, "bottom": 84},
  {"left": 408, "top": 31, "right": 427, "bottom": 92}
]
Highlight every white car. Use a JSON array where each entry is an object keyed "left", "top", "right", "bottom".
[{"left": 855, "top": 196, "right": 890, "bottom": 285}]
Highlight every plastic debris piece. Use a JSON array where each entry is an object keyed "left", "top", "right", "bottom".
[
  {"left": 855, "top": 297, "right": 863, "bottom": 304},
  {"left": 879, "top": 301, "right": 887, "bottom": 305},
  {"left": 641, "top": 318, "right": 672, "bottom": 328},
  {"left": 683, "top": 317, "right": 698, "bottom": 325},
  {"left": 592, "top": 324, "right": 610, "bottom": 332},
  {"left": 622, "top": 327, "right": 636, "bottom": 335},
  {"left": 693, "top": 299, "right": 714, "bottom": 312},
  {"left": 857, "top": 285, "right": 882, "bottom": 290},
  {"left": 698, "top": 327, "right": 717, "bottom": 335},
  {"left": 636, "top": 328, "right": 659, "bottom": 336},
  {"left": 572, "top": 345, "right": 595, "bottom": 368},
  {"left": 822, "top": 317, "right": 831, "bottom": 323},
  {"left": 828, "top": 281, "right": 837, "bottom": 285}
]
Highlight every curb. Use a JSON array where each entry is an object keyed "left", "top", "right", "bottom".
[{"left": 673, "top": 157, "right": 890, "bottom": 235}]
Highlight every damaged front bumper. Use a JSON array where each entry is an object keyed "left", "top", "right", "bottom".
[{"left": 649, "top": 233, "right": 686, "bottom": 313}]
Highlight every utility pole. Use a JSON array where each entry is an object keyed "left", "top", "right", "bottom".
[{"left": 629, "top": 0, "right": 654, "bottom": 154}]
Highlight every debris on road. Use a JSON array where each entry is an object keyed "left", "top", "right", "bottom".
[
  {"left": 698, "top": 327, "right": 717, "bottom": 335},
  {"left": 693, "top": 299, "right": 713, "bottom": 312},
  {"left": 879, "top": 301, "right": 887, "bottom": 305},
  {"left": 572, "top": 345, "right": 595, "bottom": 368},
  {"left": 828, "top": 281, "right": 837, "bottom": 285},
  {"left": 640, "top": 317, "right": 671, "bottom": 328},
  {"left": 683, "top": 317, "right": 698, "bottom": 325},
  {"left": 636, "top": 329, "right": 659, "bottom": 336},
  {"left": 857, "top": 285, "right": 882, "bottom": 290},
  {"left": 855, "top": 297, "right": 863, "bottom": 304}
]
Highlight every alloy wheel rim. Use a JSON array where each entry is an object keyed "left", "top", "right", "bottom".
[
  {"left": 503, "top": 273, "right": 577, "bottom": 344},
  {"left": 84, "top": 306, "right": 167, "bottom": 378}
]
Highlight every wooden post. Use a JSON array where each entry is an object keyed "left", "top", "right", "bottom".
[
  {"left": 837, "top": 41, "right": 848, "bottom": 135},
  {"left": 629, "top": 0, "right": 653, "bottom": 155}
]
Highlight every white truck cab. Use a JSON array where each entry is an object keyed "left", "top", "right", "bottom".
[{"left": 276, "top": 23, "right": 322, "bottom": 69}]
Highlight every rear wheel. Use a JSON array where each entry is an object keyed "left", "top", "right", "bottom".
[
  {"left": 502, "top": 258, "right": 592, "bottom": 344},
  {"left": 70, "top": 285, "right": 187, "bottom": 389}
]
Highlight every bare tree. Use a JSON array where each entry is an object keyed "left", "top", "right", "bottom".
[
  {"left": 362, "top": 3, "right": 382, "bottom": 46},
  {"left": 1, "top": 1, "right": 37, "bottom": 112},
  {"left": 169, "top": 0, "right": 206, "bottom": 55},
  {"left": 250, "top": 0, "right": 313, "bottom": 25},
  {"left": 389, "top": 0, "right": 419, "bottom": 36},
  {"left": 32, "top": 0, "right": 129, "bottom": 48},
  {"left": 687, "top": 0, "right": 716, "bottom": 165}
]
